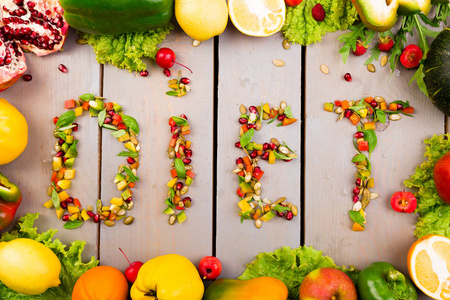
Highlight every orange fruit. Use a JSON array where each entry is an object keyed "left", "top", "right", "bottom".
[
  {"left": 407, "top": 235, "right": 450, "bottom": 299},
  {"left": 72, "top": 266, "right": 128, "bottom": 300},
  {"left": 228, "top": 0, "right": 286, "bottom": 37}
]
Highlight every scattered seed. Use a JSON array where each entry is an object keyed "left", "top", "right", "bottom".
[
  {"left": 370, "top": 192, "right": 379, "bottom": 200},
  {"left": 22, "top": 74, "right": 32, "bottom": 81},
  {"left": 278, "top": 146, "right": 290, "bottom": 155},
  {"left": 239, "top": 104, "right": 247, "bottom": 114},
  {"left": 374, "top": 96, "right": 385, "bottom": 103},
  {"left": 255, "top": 219, "right": 262, "bottom": 229},
  {"left": 280, "top": 101, "right": 287, "bottom": 110},
  {"left": 282, "top": 39, "right": 290, "bottom": 50},
  {"left": 367, "top": 64, "right": 376, "bottom": 73},
  {"left": 168, "top": 215, "right": 176, "bottom": 225},
  {"left": 262, "top": 198, "right": 271, "bottom": 205},
  {"left": 389, "top": 114, "right": 402, "bottom": 121},
  {"left": 232, "top": 168, "right": 242, "bottom": 174},
  {"left": 253, "top": 195, "right": 261, "bottom": 201},
  {"left": 292, "top": 206, "right": 298, "bottom": 216},
  {"left": 58, "top": 64, "right": 68, "bottom": 73},
  {"left": 76, "top": 38, "right": 88, "bottom": 45},
  {"left": 320, "top": 64, "right": 329, "bottom": 74},
  {"left": 123, "top": 216, "right": 134, "bottom": 225},
  {"left": 380, "top": 55, "right": 388, "bottom": 67},
  {"left": 192, "top": 40, "right": 201, "bottom": 47},
  {"left": 270, "top": 138, "right": 280, "bottom": 147},
  {"left": 254, "top": 182, "right": 261, "bottom": 191},
  {"left": 104, "top": 220, "right": 115, "bottom": 227},
  {"left": 272, "top": 59, "right": 285, "bottom": 67},
  {"left": 86, "top": 205, "right": 94, "bottom": 212},
  {"left": 47, "top": 186, "right": 53, "bottom": 197},
  {"left": 275, "top": 197, "right": 286, "bottom": 204},
  {"left": 352, "top": 201, "right": 362, "bottom": 211},
  {"left": 337, "top": 111, "right": 345, "bottom": 122},
  {"left": 335, "top": 107, "right": 343, "bottom": 114}
]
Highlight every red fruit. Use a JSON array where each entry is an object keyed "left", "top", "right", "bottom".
[
  {"left": 155, "top": 48, "right": 192, "bottom": 73},
  {"left": 378, "top": 36, "right": 394, "bottom": 52},
  {"left": 390, "top": 191, "right": 417, "bottom": 213},
  {"left": 180, "top": 77, "right": 190, "bottom": 84},
  {"left": 311, "top": 3, "right": 326, "bottom": 22},
  {"left": 400, "top": 44, "right": 423, "bottom": 69},
  {"left": 118, "top": 248, "right": 144, "bottom": 284},
  {"left": 299, "top": 268, "right": 357, "bottom": 299},
  {"left": 53, "top": 116, "right": 59, "bottom": 124},
  {"left": 0, "top": 39, "right": 26, "bottom": 91},
  {"left": 58, "top": 64, "right": 67, "bottom": 73},
  {"left": 198, "top": 256, "right": 222, "bottom": 280},
  {"left": 284, "top": 0, "right": 303, "bottom": 6},
  {"left": 352, "top": 40, "right": 367, "bottom": 56},
  {"left": 344, "top": 73, "right": 352, "bottom": 82},
  {"left": 22, "top": 73, "right": 32, "bottom": 81},
  {"left": 140, "top": 70, "right": 148, "bottom": 77},
  {"left": 433, "top": 151, "right": 450, "bottom": 205},
  {"left": 163, "top": 68, "right": 171, "bottom": 77}
]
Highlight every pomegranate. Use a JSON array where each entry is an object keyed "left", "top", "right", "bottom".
[{"left": 0, "top": 39, "right": 26, "bottom": 91}]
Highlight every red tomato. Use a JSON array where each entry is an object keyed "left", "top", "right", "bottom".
[{"left": 285, "top": 0, "right": 303, "bottom": 7}]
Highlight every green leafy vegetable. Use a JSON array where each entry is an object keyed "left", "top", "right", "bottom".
[
  {"left": 239, "top": 246, "right": 359, "bottom": 300},
  {"left": 166, "top": 91, "right": 179, "bottom": 97},
  {"left": 404, "top": 134, "right": 450, "bottom": 238},
  {"left": 273, "top": 204, "right": 290, "bottom": 213},
  {"left": 284, "top": 106, "right": 293, "bottom": 118},
  {"left": 171, "top": 116, "right": 188, "bottom": 126},
  {"left": 351, "top": 154, "right": 366, "bottom": 163},
  {"left": 102, "top": 124, "right": 118, "bottom": 130},
  {"left": 51, "top": 188, "right": 60, "bottom": 210},
  {"left": 63, "top": 220, "right": 83, "bottom": 229},
  {"left": 348, "top": 210, "right": 365, "bottom": 227},
  {"left": 273, "top": 151, "right": 293, "bottom": 160},
  {"left": 375, "top": 109, "right": 386, "bottom": 124},
  {"left": 78, "top": 23, "right": 173, "bottom": 72},
  {"left": 117, "top": 151, "right": 138, "bottom": 158},
  {"left": 122, "top": 115, "right": 140, "bottom": 134},
  {"left": 56, "top": 111, "right": 76, "bottom": 129},
  {"left": 174, "top": 158, "right": 186, "bottom": 179},
  {"left": 111, "top": 129, "right": 127, "bottom": 138},
  {"left": 79, "top": 93, "right": 95, "bottom": 102},
  {"left": 0, "top": 213, "right": 98, "bottom": 299},
  {"left": 240, "top": 128, "right": 254, "bottom": 148},
  {"left": 338, "top": 23, "right": 375, "bottom": 64},
  {"left": 97, "top": 109, "right": 106, "bottom": 127}
]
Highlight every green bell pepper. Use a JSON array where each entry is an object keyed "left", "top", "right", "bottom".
[
  {"left": 356, "top": 262, "right": 417, "bottom": 300},
  {"left": 0, "top": 172, "right": 22, "bottom": 231},
  {"left": 59, "top": 0, "right": 174, "bottom": 34}
]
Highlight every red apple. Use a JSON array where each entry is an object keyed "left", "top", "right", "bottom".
[
  {"left": 434, "top": 151, "right": 450, "bottom": 205},
  {"left": 299, "top": 268, "right": 357, "bottom": 300},
  {"left": 285, "top": 0, "right": 303, "bottom": 7},
  {"left": 198, "top": 256, "right": 222, "bottom": 280},
  {"left": 390, "top": 191, "right": 417, "bottom": 213}
]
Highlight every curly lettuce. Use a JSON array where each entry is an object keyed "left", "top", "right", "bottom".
[
  {"left": 282, "top": 0, "right": 358, "bottom": 45},
  {"left": 0, "top": 213, "right": 98, "bottom": 299},
  {"left": 238, "top": 246, "right": 359, "bottom": 300},
  {"left": 79, "top": 23, "right": 174, "bottom": 72},
  {"left": 404, "top": 134, "right": 450, "bottom": 238}
]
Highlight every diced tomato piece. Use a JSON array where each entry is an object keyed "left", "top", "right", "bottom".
[
  {"left": 364, "top": 97, "right": 373, "bottom": 104},
  {"left": 403, "top": 107, "right": 414, "bottom": 114},
  {"left": 358, "top": 141, "right": 369, "bottom": 152},
  {"left": 334, "top": 100, "right": 342, "bottom": 106},
  {"left": 65, "top": 99, "right": 76, "bottom": 109},
  {"left": 169, "top": 117, "right": 176, "bottom": 126},
  {"left": 74, "top": 198, "right": 81, "bottom": 207},
  {"left": 170, "top": 169, "right": 177, "bottom": 178},
  {"left": 82, "top": 101, "right": 90, "bottom": 110},
  {"left": 128, "top": 182, "right": 136, "bottom": 188},
  {"left": 105, "top": 102, "right": 114, "bottom": 111},
  {"left": 117, "top": 123, "right": 127, "bottom": 130},
  {"left": 186, "top": 170, "right": 195, "bottom": 178}
]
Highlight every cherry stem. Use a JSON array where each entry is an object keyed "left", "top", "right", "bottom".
[
  {"left": 118, "top": 247, "right": 132, "bottom": 266},
  {"left": 173, "top": 61, "right": 193, "bottom": 74}
]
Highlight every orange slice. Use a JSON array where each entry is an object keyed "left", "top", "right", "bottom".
[
  {"left": 228, "top": 0, "right": 286, "bottom": 37},
  {"left": 407, "top": 235, "right": 450, "bottom": 299}
]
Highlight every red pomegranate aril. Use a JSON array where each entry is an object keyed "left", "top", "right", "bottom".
[
  {"left": 58, "top": 138, "right": 64, "bottom": 145},
  {"left": 171, "top": 126, "right": 178, "bottom": 133},
  {"left": 370, "top": 100, "right": 378, "bottom": 108},
  {"left": 236, "top": 157, "right": 244, "bottom": 166},
  {"left": 27, "top": 2, "right": 35, "bottom": 8},
  {"left": 247, "top": 124, "right": 256, "bottom": 129},
  {"left": 180, "top": 114, "right": 188, "bottom": 120},
  {"left": 180, "top": 77, "right": 190, "bottom": 84},
  {"left": 261, "top": 152, "right": 269, "bottom": 160},
  {"left": 284, "top": 159, "right": 292, "bottom": 162},
  {"left": 86, "top": 211, "right": 95, "bottom": 217},
  {"left": 354, "top": 131, "right": 364, "bottom": 139},
  {"left": 163, "top": 68, "right": 171, "bottom": 77},
  {"left": 93, "top": 214, "right": 100, "bottom": 223},
  {"left": 248, "top": 106, "right": 257, "bottom": 113},
  {"left": 127, "top": 157, "right": 136, "bottom": 164},
  {"left": 104, "top": 117, "right": 112, "bottom": 124},
  {"left": 254, "top": 166, "right": 261, "bottom": 173},
  {"left": 60, "top": 201, "right": 67, "bottom": 209},
  {"left": 72, "top": 123, "right": 78, "bottom": 131},
  {"left": 285, "top": 211, "right": 294, "bottom": 221},
  {"left": 183, "top": 158, "right": 191, "bottom": 164},
  {"left": 62, "top": 214, "right": 70, "bottom": 221},
  {"left": 344, "top": 109, "right": 352, "bottom": 118},
  {"left": 107, "top": 110, "right": 115, "bottom": 116},
  {"left": 176, "top": 182, "right": 183, "bottom": 190},
  {"left": 277, "top": 211, "right": 285, "bottom": 217},
  {"left": 63, "top": 157, "right": 68, "bottom": 163},
  {"left": 269, "top": 142, "right": 277, "bottom": 150},
  {"left": 58, "top": 64, "right": 67, "bottom": 73},
  {"left": 355, "top": 178, "right": 362, "bottom": 186},
  {"left": 179, "top": 145, "right": 186, "bottom": 154},
  {"left": 353, "top": 187, "right": 360, "bottom": 195},
  {"left": 262, "top": 143, "right": 269, "bottom": 151},
  {"left": 250, "top": 151, "right": 257, "bottom": 158},
  {"left": 185, "top": 149, "right": 192, "bottom": 157},
  {"left": 53, "top": 116, "right": 59, "bottom": 124},
  {"left": 55, "top": 150, "right": 64, "bottom": 157},
  {"left": 235, "top": 142, "right": 242, "bottom": 148},
  {"left": 140, "top": 70, "right": 148, "bottom": 77},
  {"left": 396, "top": 104, "right": 404, "bottom": 110},
  {"left": 277, "top": 114, "right": 286, "bottom": 121},
  {"left": 239, "top": 118, "right": 248, "bottom": 124},
  {"left": 344, "top": 73, "right": 352, "bottom": 82},
  {"left": 66, "top": 197, "right": 74, "bottom": 203},
  {"left": 353, "top": 195, "right": 359, "bottom": 203}
]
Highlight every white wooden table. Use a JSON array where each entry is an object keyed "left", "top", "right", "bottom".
[{"left": 0, "top": 23, "right": 444, "bottom": 299}]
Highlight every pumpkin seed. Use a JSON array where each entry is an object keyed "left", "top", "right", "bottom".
[
  {"left": 54, "top": 142, "right": 61, "bottom": 152},
  {"left": 292, "top": 206, "right": 298, "bottom": 216},
  {"left": 240, "top": 104, "right": 247, "bottom": 114},
  {"left": 180, "top": 186, "right": 188, "bottom": 195},
  {"left": 232, "top": 168, "right": 242, "bottom": 174},
  {"left": 118, "top": 164, "right": 126, "bottom": 172},
  {"left": 47, "top": 186, "right": 53, "bottom": 197},
  {"left": 192, "top": 40, "right": 201, "bottom": 47},
  {"left": 320, "top": 64, "right": 329, "bottom": 74},
  {"left": 280, "top": 101, "right": 287, "bottom": 110},
  {"left": 374, "top": 96, "right": 385, "bottom": 103},
  {"left": 124, "top": 216, "right": 134, "bottom": 225},
  {"left": 389, "top": 114, "right": 402, "bottom": 121},
  {"left": 275, "top": 197, "right": 286, "bottom": 204},
  {"left": 353, "top": 201, "right": 362, "bottom": 211},
  {"left": 76, "top": 38, "right": 88, "bottom": 45},
  {"left": 287, "top": 203, "right": 293, "bottom": 209},
  {"left": 335, "top": 107, "right": 343, "bottom": 114},
  {"left": 361, "top": 197, "right": 370, "bottom": 209},
  {"left": 168, "top": 215, "right": 176, "bottom": 225},
  {"left": 255, "top": 219, "right": 262, "bottom": 229},
  {"left": 86, "top": 205, "right": 94, "bottom": 212},
  {"left": 126, "top": 201, "right": 134, "bottom": 210},
  {"left": 380, "top": 55, "right": 388, "bottom": 67},
  {"left": 337, "top": 111, "right": 345, "bottom": 122},
  {"left": 254, "top": 182, "right": 261, "bottom": 191},
  {"left": 244, "top": 171, "right": 252, "bottom": 183},
  {"left": 262, "top": 198, "right": 271, "bottom": 205},
  {"left": 278, "top": 146, "right": 290, "bottom": 155},
  {"left": 270, "top": 203, "right": 277, "bottom": 210},
  {"left": 104, "top": 220, "right": 115, "bottom": 227},
  {"left": 370, "top": 192, "right": 379, "bottom": 200},
  {"left": 185, "top": 165, "right": 193, "bottom": 171},
  {"left": 271, "top": 138, "right": 280, "bottom": 147},
  {"left": 272, "top": 59, "right": 285, "bottom": 67},
  {"left": 282, "top": 39, "right": 290, "bottom": 50},
  {"left": 253, "top": 195, "right": 261, "bottom": 201}
]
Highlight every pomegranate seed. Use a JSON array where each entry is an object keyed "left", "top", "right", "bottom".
[
  {"left": 176, "top": 182, "right": 183, "bottom": 191},
  {"left": 353, "top": 195, "right": 360, "bottom": 203},
  {"left": 277, "top": 114, "right": 286, "bottom": 121},
  {"left": 172, "top": 134, "right": 178, "bottom": 139},
  {"left": 254, "top": 166, "right": 261, "bottom": 173},
  {"left": 236, "top": 157, "right": 244, "bottom": 166},
  {"left": 107, "top": 110, "right": 115, "bottom": 116},
  {"left": 355, "top": 178, "right": 362, "bottom": 186},
  {"left": 140, "top": 70, "right": 149, "bottom": 77},
  {"left": 179, "top": 145, "right": 186, "bottom": 154},
  {"left": 250, "top": 151, "right": 257, "bottom": 158},
  {"left": 249, "top": 106, "right": 257, "bottom": 113},
  {"left": 353, "top": 187, "right": 360, "bottom": 195},
  {"left": 125, "top": 197, "right": 133, "bottom": 202},
  {"left": 269, "top": 142, "right": 277, "bottom": 150},
  {"left": 93, "top": 214, "right": 100, "bottom": 223},
  {"left": 53, "top": 116, "right": 59, "bottom": 124},
  {"left": 104, "top": 117, "right": 112, "bottom": 124},
  {"left": 182, "top": 197, "right": 192, "bottom": 207},
  {"left": 163, "top": 68, "right": 171, "bottom": 77},
  {"left": 370, "top": 100, "right": 378, "bottom": 108},
  {"left": 180, "top": 114, "right": 188, "bottom": 120},
  {"left": 397, "top": 104, "right": 404, "bottom": 110},
  {"left": 344, "top": 73, "right": 352, "bottom": 82},
  {"left": 285, "top": 211, "right": 294, "bottom": 221},
  {"left": 55, "top": 150, "right": 64, "bottom": 157},
  {"left": 60, "top": 201, "right": 67, "bottom": 209},
  {"left": 354, "top": 131, "right": 364, "bottom": 139},
  {"left": 277, "top": 211, "right": 284, "bottom": 217},
  {"left": 62, "top": 214, "right": 70, "bottom": 221},
  {"left": 58, "top": 138, "right": 65, "bottom": 145},
  {"left": 262, "top": 152, "right": 269, "bottom": 160},
  {"left": 284, "top": 159, "right": 292, "bottom": 162},
  {"left": 127, "top": 157, "right": 135, "bottom": 164},
  {"left": 22, "top": 74, "right": 32, "bottom": 81},
  {"left": 344, "top": 109, "right": 352, "bottom": 118},
  {"left": 58, "top": 64, "right": 68, "bottom": 73},
  {"left": 262, "top": 143, "right": 269, "bottom": 151},
  {"left": 235, "top": 142, "right": 242, "bottom": 148},
  {"left": 248, "top": 124, "right": 256, "bottom": 129},
  {"left": 72, "top": 123, "right": 79, "bottom": 131},
  {"left": 87, "top": 211, "right": 95, "bottom": 217},
  {"left": 63, "top": 157, "right": 68, "bottom": 163},
  {"left": 180, "top": 77, "right": 190, "bottom": 84},
  {"left": 185, "top": 149, "right": 192, "bottom": 157},
  {"left": 183, "top": 158, "right": 191, "bottom": 164},
  {"left": 66, "top": 197, "right": 74, "bottom": 203},
  {"left": 239, "top": 118, "right": 248, "bottom": 124}
]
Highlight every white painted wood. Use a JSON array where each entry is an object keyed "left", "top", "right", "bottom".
[
  {"left": 99, "top": 30, "right": 214, "bottom": 271},
  {"left": 0, "top": 29, "right": 101, "bottom": 260},
  {"left": 217, "top": 26, "right": 302, "bottom": 279},
  {"left": 305, "top": 31, "right": 443, "bottom": 299}
]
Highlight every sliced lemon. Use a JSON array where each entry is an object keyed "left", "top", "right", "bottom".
[{"left": 228, "top": 0, "right": 286, "bottom": 37}]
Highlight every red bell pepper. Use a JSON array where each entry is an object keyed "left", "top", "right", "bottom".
[
  {"left": 0, "top": 172, "right": 22, "bottom": 230},
  {"left": 358, "top": 141, "right": 369, "bottom": 152}
]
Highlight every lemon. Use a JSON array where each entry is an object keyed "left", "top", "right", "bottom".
[
  {"left": 0, "top": 238, "right": 61, "bottom": 295},
  {"left": 228, "top": 0, "right": 286, "bottom": 37},
  {"left": 175, "top": 0, "right": 228, "bottom": 42}
]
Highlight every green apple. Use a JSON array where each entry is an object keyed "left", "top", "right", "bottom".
[{"left": 398, "top": 0, "right": 431, "bottom": 15}]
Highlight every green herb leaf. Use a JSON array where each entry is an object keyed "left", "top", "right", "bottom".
[
  {"left": 240, "top": 128, "right": 254, "bottom": 148},
  {"left": 174, "top": 158, "right": 186, "bottom": 179},
  {"left": 284, "top": 106, "right": 293, "bottom": 118},
  {"left": 117, "top": 151, "right": 138, "bottom": 158},
  {"left": 58, "top": 132, "right": 67, "bottom": 140},
  {"left": 51, "top": 188, "right": 60, "bottom": 210},
  {"left": 67, "top": 140, "right": 79, "bottom": 158},
  {"left": 375, "top": 109, "right": 386, "bottom": 124},
  {"left": 123, "top": 166, "right": 139, "bottom": 182},
  {"left": 276, "top": 122, "right": 283, "bottom": 127},
  {"left": 351, "top": 154, "right": 366, "bottom": 163},
  {"left": 172, "top": 116, "right": 188, "bottom": 126},
  {"left": 238, "top": 176, "right": 245, "bottom": 184},
  {"left": 363, "top": 129, "right": 377, "bottom": 158},
  {"left": 273, "top": 151, "right": 292, "bottom": 161},
  {"left": 273, "top": 204, "right": 291, "bottom": 213},
  {"left": 64, "top": 220, "right": 83, "bottom": 229},
  {"left": 79, "top": 93, "right": 95, "bottom": 102},
  {"left": 239, "top": 211, "right": 252, "bottom": 223},
  {"left": 166, "top": 91, "right": 179, "bottom": 96},
  {"left": 349, "top": 105, "right": 366, "bottom": 112},
  {"left": 56, "top": 124, "right": 77, "bottom": 132},
  {"left": 165, "top": 198, "right": 175, "bottom": 209},
  {"left": 97, "top": 109, "right": 106, "bottom": 127},
  {"left": 169, "top": 188, "right": 175, "bottom": 198},
  {"left": 364, "top": 44, "right": 381, "bottom": 66},
  {"left": 267, "top": 114, "right": 279, "bottom": 124},
  {"left": 111, "top": 129, "right": 127, "bottom": 138},
  {"left": 240, "top": 114, "right": 249, "bottom": 119},
  {"left": 102, "top": 124, "right": 118, "bottom": 130},
  {"left": 338, "top": 23, "right": 370, "bottom": 64},
  {"left": 349, "top": 210, "right": 365, "bottom": 227},
  {"left": 391, "top": 100, "right": 410, "bottom": 107},
  {"left": 122, "top": 115, "right": 140, "bottom": 134},
  {"left": 409, "top": 63, "right": 428, "bottom": 96},
  {"left": 56, "top": 111, "right": 76, "bottom": 129}
]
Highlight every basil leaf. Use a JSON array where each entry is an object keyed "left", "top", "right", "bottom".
[
  {"left": 56, "top": 111, "right": 76, "bottom": 128},
  {"left": 79, "top": 93, "right": 95, "bottom": 102},
  {"left": 117, "top": 151, "right": 138, "bottom": 158},
  {"left": 165, "top": 198, "right": 175, "bottom": 209},
  {"left": 273, "top": 204, "right": 290, "bottom": 213},
  {"left": 174, "top": 158, "right": 186, "bottom": 179},
  {"left": 58, "top": 132, "right": 67, "bottom": 140},
  {"left": 349, "top": 105, "right": 367, "bottom": 113},
  {"left": 391, "top": 100, "right": 410, "bottom": 107},
  {"left": 240, "top": 128, "right": 254, "bottom": 148},
  {"left": 276, "top": 123, "right": 283, "bottom": 127},
  {"left": 51, "top": 188, "right": 60, "bottom": 210},
  {"left": 240, "top": 114, "right": 249, "bottom": 119},
  {"left": 98, "top": 109, "right": 106, "bottom": 127},
  {"left": 238, "top": 176, "right": 245, "bottom": 184},
  {"left": 284, "top": 106, "right": 293, "bottom": 118},
  {"left": 172, "top": 116, "right": 188, "bottom": 126},
  {"left": 375, "top": 109, "right": 386, "bottom": 124},
  {"left": 267, "top": 114, "right": 279, "bottom": 124},
  {"left": 123, "top": 166, "right": 139, "bottom": 182},
  {"left": 348, "top": 210, "right": 365, "bottom": 227},
  {"left": 363, "top": 129, "right": 377, "bottom": 157},
  {"left": 169, "top": 188, "right": 175, "bottom": 198},
  {"left": 273, "top": 151, "right": 292, "bottom": 160},
  {"left": 102, "top": 124, "right": 118, "bottom": 130},
  {"left": 63, "top": 220, "right": 83, "bottom": 229},
  {"left": 67, "top": 140, "right": 79, "bottom": 158},
  {"left": 351, "top": 154, "right": 366, "bottom": 163},
  {"left": 166, "top": 91, "right": 179, "bottom": 96},
  {"left": 111, "top": 129, "right": 127, "bottom": 138},
  {"left": 122, "top": 115, "right": 140, "bottom": 134},
  {"left": 240, "top": 211, "right": 252, "bottom": 223},
  {"left": 57, "top": 124, "right": 77, "bottom": 132}
]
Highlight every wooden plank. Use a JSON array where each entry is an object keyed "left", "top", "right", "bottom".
[
  {"left": 0, "top": 29, "right": 101, "bottom": 259},
  {"left": 99, "top": 31, "right": 214, "bottom": 270},
  {"left": 305, "top": 31, "right": 444, "bottom": 298},
  {"left": 217, "top": 27, "right": 302, "bottom": 279}
]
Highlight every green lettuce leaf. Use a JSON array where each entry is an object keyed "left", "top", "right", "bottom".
[
  {"left": 282, "top": 0, "right": 358, "bottom": 46},
  {"left": 238, "top": 246, "right": 359, "bottom": 300},
  {"left": 404, "top": 134, "right": 450, "bottom": 238},
  {"left": 0, "top": 213, "right": 98, "bottom": 299},
  {"left": 79, "top": 23, "right": 174, "bottom": 72}
]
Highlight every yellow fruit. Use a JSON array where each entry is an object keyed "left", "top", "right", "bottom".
[
  {"left": 175, "top": 0, "right": 228, "bottom": 42},
  {"left": 407, "top": 234, "right": 450, "bottom": 299},
  {"left": 228, "top": 0, "right": 286, "bottom": 37},
  {"left": 0, "top": 98, "right": 28, "bottom": 165},
  {"left": 0, "top": 238, "right": 61, "bottom": 295}
]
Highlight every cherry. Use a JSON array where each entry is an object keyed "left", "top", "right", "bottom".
[
  {"left": 198, "top": 256, "right": 222, "bottom": 280},
  {"left": 155, "top": 48, "right": 193, "bottom": 73},
  {"left": 119, "top": 248, "right": 144, "bottom": 283}
]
